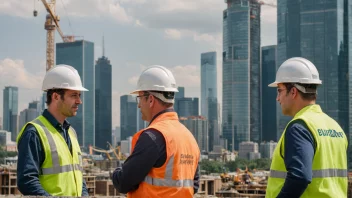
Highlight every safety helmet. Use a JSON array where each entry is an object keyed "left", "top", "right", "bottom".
[
  {"left": 268, "top": 57, "right": 322, "bottom": 88},
  {"left": 130, "top": 65, "right": 178, "bottom": 103},
  {"left": 42, "top": 64, "right": 88, "bottom": 91}
]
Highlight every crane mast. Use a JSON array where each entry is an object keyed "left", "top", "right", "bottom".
[
  {"left": 35, "top": 0, "right": 74, "bottom": 71},
  {"left": 44, "top": 0, "right": 56, "bottom": 71}
]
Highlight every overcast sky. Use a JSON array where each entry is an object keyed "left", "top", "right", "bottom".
[{"left": 0, "top": 0, "right": 277, "bottom": 128}]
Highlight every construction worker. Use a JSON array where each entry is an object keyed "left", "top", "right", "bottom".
[
  {"left": 16, "top": 65, "right": 89, "bottom": 196},
  {"left": 265, "top": 57, "right": 348, "bottom": 197},
  {"left": 111, "top": 65, "right": 200, "bottom": 197}
]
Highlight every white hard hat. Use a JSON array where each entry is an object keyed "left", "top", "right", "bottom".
[
  {"left": 42, "top": 64, "right": 88, "bottom": 91},
  {"left": 268, "top": 57, "right": 322, "bottom": 87},
  {"left": 130, "top": 65, "right": 179, "bottom": 94}
]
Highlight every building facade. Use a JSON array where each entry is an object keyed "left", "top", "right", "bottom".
[{"left": 56, "top": 40, "right": 95, "bottom": 148}]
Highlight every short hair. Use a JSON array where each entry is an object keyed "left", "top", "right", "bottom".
[
  {"left": 46, "top": 89, "right": 66, "bottom": 105},
  {"left": 283, "top": 83, "right": 317, "bottom": 101}
]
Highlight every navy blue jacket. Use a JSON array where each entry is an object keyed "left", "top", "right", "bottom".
[
  {"left": 112, "top": 109, "right": 200, "bottom": 194},
  {"left": 277, "top": 119, "right": 315, "bottom": 198},
  {"left": 17, "top": 109, "right": 88, "bottom": 196}
]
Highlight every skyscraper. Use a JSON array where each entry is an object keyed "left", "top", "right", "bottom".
[
  {"left": 261, "top": 45, "right": 277, "bottom": 141},
  {"left": 201, "top": 51, "right": 217, "bottom": 116},
  {"left": 174, "top": 97, "right": 199, "bottom": 117},
  {"left": 120, "top": 95, "right": 137, "bottom": 141},
  {"left": 201, "top": 51, "right": 219, "bottom": 151},
  {"left": 222, "top": 0, "right": 261, "bottom": 151},
  {"left": 95, "top": 38, "right": 112, "bottom": 150},
  {"left": 180, "top": 116, "right": 209, "bottom": 152},
  {"left": 175, "top": 87, "right": 185, "bottom": 99},
  {"left": 3, "top": 86, "right": 18, "bottom": 141},
  {"left": 19, "top": 101, "right": 41, "bottom": 131},
  {"left": 56, "top": 40, "right": 95, "bottom": 148},
  {"left": 277, "top": 0, "right": 350, "bottom": 140}
]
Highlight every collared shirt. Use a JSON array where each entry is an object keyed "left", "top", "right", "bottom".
[
  {"left": 17, "top": 109, "right": 88, "bottom": 196},
  {"left": 112, "top": 108, "right": 200, "bottom": 194}
]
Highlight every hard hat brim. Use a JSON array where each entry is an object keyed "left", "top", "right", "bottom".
[{"left": 268, "top": 82, "right": 278, "bottom": 87}]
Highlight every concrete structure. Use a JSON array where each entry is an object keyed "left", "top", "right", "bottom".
[
  {"left": 238, "top": 141, "right": 260, "bottom": 160},
  {"left": 180, "top": 116, "right": 209, "bottom": 152},
  {"left": 260, "top": 141, "right": 277, "bottom": 159}
]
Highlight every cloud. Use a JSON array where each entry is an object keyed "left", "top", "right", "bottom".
[
  {"left": 0, "top": 58, "right": 44, "bottom": 89},
  {"left": 128, "top": 76, "right": 139, "bottom": 86},
  {"left": 170, "top": 65, "right": 200, "bottom": 88},
  {"left": 1, "top": 0, "right": 225, "bottom": 43},
  {"left": 0, "top": 58, "right": 45, "bottom": 116},
  {"left": 164, "top": 29, "right": 182, "bottom": 40}
]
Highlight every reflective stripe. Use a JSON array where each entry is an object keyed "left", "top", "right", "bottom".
[
  {"left": 270, "top": 170, "right": 287, "bottom": 178},
  {"left": 144, "top": 176, "right": 193, "bottom": 187},
  {"left": 313, "top": 169, "right": 348, "bottom": 178},
  {"left": 270, "top": 169, "right": 348, "bottom": 179},
  {"left": 32, "top": 119, "right": 82, "bottom": 175},
  {"left": 143, "top": 154, "right": 193, "bottom": 188},
  {"left": 32, "top": 119, "right": 60, "bottom": 168},
  {"left": 165, "top": 155, "right": 174, "bottom": 179},
  {"left": 42, "top": 164, "right": 82, "bottom": 174}
]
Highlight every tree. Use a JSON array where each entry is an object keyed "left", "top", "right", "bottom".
[{"left": 199, "top": 160, "right": 224, "bottom": 174}]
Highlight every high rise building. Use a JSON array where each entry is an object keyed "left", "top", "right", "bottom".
[
  {"left": 174, "top": 97, "right": 199, "bottom": 117},
  {"left": 19, "top": 101, "right": 41, "bottom": 130},
  {"left": 175, "top": 87, "right": 185, "bottom": 99},
  {"left": 277, "top": 0, "right": 351, "bottom": 141},
  {"left": 201, "top": 52, "right": 219, "bottom": 151},
  {"left": 260, "top": 141, "right": 277, "bottom": 159},
  {"left": 261, "top": 45, "right": 277, "bottom": 141},
  {"left": 222, "top": 0, "right": 261, "bottom": 151},
  {"left": 95, "top": 38, "right": 112, "bottom": 150},
  {"left": 3, "top": 86, "right": 18, "bottom": 141},
  {"left": 201, "top": 51, "right": 217, "bottom": 117},
  {"left": 180, "top": 116, "right": 209, "bottom": 152},
  {"left": 120, "top": 95, "right": 137, "bottom": 141},
  {"left": 56, "top": 40, "right": 95, "bottom": 147}
]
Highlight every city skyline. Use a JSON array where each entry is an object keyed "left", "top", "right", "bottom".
[{"left": 0, "top": 0, "right": 276, "bottom": 128}]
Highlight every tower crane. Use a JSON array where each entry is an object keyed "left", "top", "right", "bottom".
[{"left": 33, "top": 0, "right": 75, "bottom": 72}]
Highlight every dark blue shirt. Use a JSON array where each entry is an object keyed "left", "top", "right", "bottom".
[
  {"left": 17, "top": 109, "right": 88, "bottom": 196},
  {"left": 112, "top": 109, "right": 200, "bottom": 194},
  {"left": 277, "top": 119, "right": 315, "bottom": 198}
]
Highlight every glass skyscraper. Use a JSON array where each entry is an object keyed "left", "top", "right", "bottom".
[
  {"left": 277, "top": 0, "right": 350, "bottom": 141},
  {"left": 3, "top": 86, "right": 18, "bottom": 141},
  {"left": 261, "top": 45, "right": 277, "bottom": 142},
  {"left": 201, "top": 51, "right": 219, "bottom": 151},
  {"left": 95, "top": 55, "right": 112, "bottom": 150},
  {"left": 120, "top": 95, "right": 137, "bottom": 141},
  {"left": 222, "top": 0, "right": 261, "bottom": 151},
  {"left": 56, "top": 40, "right": 95, "bottom": 148}
]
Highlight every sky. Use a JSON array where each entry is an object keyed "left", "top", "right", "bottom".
[{"left": 0, "top": 0, "right": 277, "bottom": 128}]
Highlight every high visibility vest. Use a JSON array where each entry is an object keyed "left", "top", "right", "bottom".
[
  {"left": 266, "top": 105, "right": 348, "bottom": 198},
  {"left": 17, "top": 115, "right": 83, "bottom": 196},
  {"left": 127, "top": 112, "right": 200, "bottom": 198}
]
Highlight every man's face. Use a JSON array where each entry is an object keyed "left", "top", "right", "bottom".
[
  {"left": 276, "top": 83, "right": 293, "bottom": 116},
  {"left": 57, "top": 90, "right": 82, "bottom": 117},
  {"left": 137, "top": 91, "right": 151, "bottom": 122}
]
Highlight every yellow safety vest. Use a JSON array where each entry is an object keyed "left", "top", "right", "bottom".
[
  {"left": 266, "top": 105, "right": 348, "bottom": 198},
  {"left": 17, "top": 115, "right": 83, "bottom": 196}
]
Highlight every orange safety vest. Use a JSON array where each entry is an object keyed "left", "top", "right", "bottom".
[{"left": 127, "top": 111, "right": 200, "bottom": 198}]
